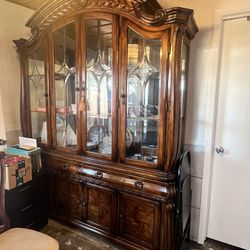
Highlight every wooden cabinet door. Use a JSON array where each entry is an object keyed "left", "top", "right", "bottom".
[
  {"left": 85, "top": 184, "right": 116, "bottom": 234},
  {"left": 52, "top": 174, "right": 83, "bottom": 221},
  {"left": 119, "top": 192, "right": 160, "bottom": 249}
]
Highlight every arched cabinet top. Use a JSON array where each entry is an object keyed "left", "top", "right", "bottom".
[{"left": 23, "top": 0, "right": 197, "bottom": 45}]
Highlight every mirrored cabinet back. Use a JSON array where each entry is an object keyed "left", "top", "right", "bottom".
[{"left": 14, "top": 0, "right": 198, "bottom": 249}]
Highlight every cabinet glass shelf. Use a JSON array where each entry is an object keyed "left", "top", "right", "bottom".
[
  {"left": 31, "top": 109, "right": 46, "bottom": 113},
  {"left": 127, "top": 116, "right": 158, "bottom": 121}
]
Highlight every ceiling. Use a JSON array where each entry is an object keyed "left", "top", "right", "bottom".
[{"left": 5, "top": 0, "right": 47, "bottom": 10}]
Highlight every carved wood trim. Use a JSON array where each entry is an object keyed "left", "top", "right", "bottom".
[
  {"left": 26, "top": 0, "right": 135, "bottom": 36},
  {"left": 12, "top": 40, "right": 29, "bottom": 137},
  {"left": 165, "top": 182, "right": 176, "bottom": 201},
  {"left": 186, "top": 15, "right": 198, "bottom": 39},
  {"left": 160, "top": 203, "right": 175, "bottom": 250},
  {"left": 42, "top": 150, "right": 175, "bottom": 181},
  {"left": 24, "top": 0, "right": 197, "bottom": 43},
  {"left": 133, "top": 3, "right": 168, "bottom": 25},
  {"left": 46, "top": 165, "right": 176, "bottom": 203}
]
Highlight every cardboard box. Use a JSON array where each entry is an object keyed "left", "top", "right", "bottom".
[
  {"left": 5, "top": 145, "right": 42, "bottom": 173},
  {"left": 4, "top": 155, "right": 32, "bottom": 190}
]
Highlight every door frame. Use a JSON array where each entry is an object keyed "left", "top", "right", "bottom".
[{"left": 198, "top": 4, "right": 250, "bottom": 244}]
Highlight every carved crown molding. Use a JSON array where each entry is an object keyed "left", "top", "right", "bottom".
[
  {"left": 13, "top": 38, "right": 27, "bottom": 51},
  {"left": 25, "top": 0, "right": 197, "bottom": 40},
  {"left": 26, "top": 0, "right": 150, "bottom": 35}
]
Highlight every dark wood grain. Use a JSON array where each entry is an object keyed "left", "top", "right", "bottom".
[
  {"left": 86, "top": 183, "right": 116, "bottom": 233},
  {"left": 119, "top": 192, "right": 160, "bottom": 249},
  {"left": 52, "top": 174, "right": 83, "bottom": 221}
]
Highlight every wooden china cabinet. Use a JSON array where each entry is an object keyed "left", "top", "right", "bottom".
[{"left": 14, "top": 0, "right": 197, "bottom": 249}]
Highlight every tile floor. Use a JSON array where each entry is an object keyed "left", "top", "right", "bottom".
[
  {"left": 182, "top": 239, "right": 243, "bottom": 250},
  {"left": 42, "top": 219, "right": 124, "bottom": 250},
  {"left": 42, "top": 219, "right": 243, "bottom": 250}
]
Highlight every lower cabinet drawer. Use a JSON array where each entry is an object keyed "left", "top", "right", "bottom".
[
  {"left": 5, "top": 182, "right": 33, "bottom": 213},
  {"left": 8, "top": 203, "right": 35, "bottom": 228},
  {"left": 79, "top": 166, "right": 167, "bottom": 197},
  {"left": 5, "top": 173, "right": 48, "bottom": 230}
]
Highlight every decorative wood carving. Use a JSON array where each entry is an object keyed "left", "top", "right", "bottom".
[
  {"left": 25, "top": 0, "right": 197, "bottom": 42},
  {"left": 160, "top": 203, "right": 175, "bottom": 249},
  {"left": 133, "top": 5, "right": 168, "bottom": 26}
]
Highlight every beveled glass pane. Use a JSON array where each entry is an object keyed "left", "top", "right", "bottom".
[
  {"left": 28, "top": 45, "right": 47, "bottom": 143},
  {"left": 54, "top": 22, "right": 77, "bottom": 148},
  {"left": 86, "top": 19, "right": 112, "bottom": 155},
  {"left": 126, "top": 29, "right": 162, "bottom": 163}
]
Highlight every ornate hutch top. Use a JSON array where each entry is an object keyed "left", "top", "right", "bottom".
[{"left": 24, "top": 0, "right": 197, "bottom": 43}]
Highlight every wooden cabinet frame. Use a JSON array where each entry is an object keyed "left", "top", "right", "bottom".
[{"left": 15, "top": 1, "right": 198, "bottom": 249}]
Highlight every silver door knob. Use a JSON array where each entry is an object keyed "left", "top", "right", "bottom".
[{"left": 215, "top": 146, "right": 224, "bottom": 154}]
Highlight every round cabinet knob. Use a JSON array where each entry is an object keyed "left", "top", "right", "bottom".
[
  {"left": 134, "top": 180, "right": 143, "bottom": 190},
  {"left": 62, "top": 164, "right": 69, "bottom": 171},
  {"left": 215, "top": 146, "right": 224, "bottom": 154},
  {"left": 95, "top": 171, "right": 103, "bottom": 180}
]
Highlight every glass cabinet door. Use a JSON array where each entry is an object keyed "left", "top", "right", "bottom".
[
  {"left": 54, "top": 22, "right": 77, "bottom": 148},
  {"left": 28, "top": 45, "right": 47, "bottom": 143},
  {"left": 85, "top": 19, "right": 113, "bottom": 156},
  {"left": 125, "top": 28, "right": 162, "bottom": 164}
]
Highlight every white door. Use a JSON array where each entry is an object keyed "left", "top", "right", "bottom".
[{"left": 208, "top": 16, "right": 250, "bottom": 249}]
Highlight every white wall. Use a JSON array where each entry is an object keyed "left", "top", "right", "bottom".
[
  {"left": 0, "top": 92, "right": 6, "bottom": 140},
  {"left": 0, "top": 0, "right": 33, "bottom": 143},
  {"left": 159, "top": 0, "right": 250, "bottom": 242},
  {"left": 160, "top": 0, "right": 250, "bottom": 145}
]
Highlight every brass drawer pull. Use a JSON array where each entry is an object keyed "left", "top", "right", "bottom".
[
  {"left": 25, "top": 222, "right": 34, "bottom": 229},
  {"left": 135, "top": 180, "right": 143, "bottom": 190},
  {"left": 18, "top": 185, "right": 32, "bottom": 193},
  {"left": 72, "top": 177, "right": 83, "bottom": 183},
  {"left": 95, "top": 171, "right": 103, "bottom": 180},
  {"left": 62, "top": 164, "right": 69, "bottom": 171},
  {"left": 20, "top": 204, "right": 33, "bottom": 213}
]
